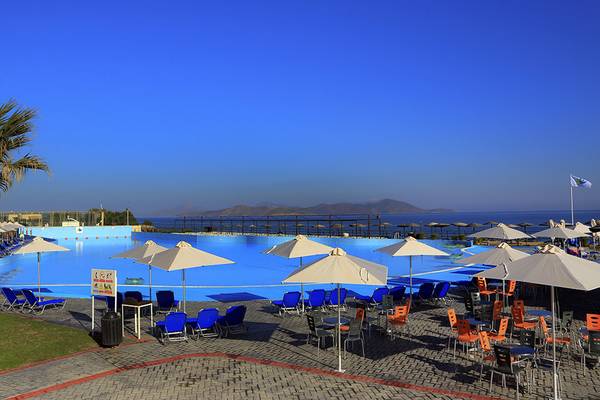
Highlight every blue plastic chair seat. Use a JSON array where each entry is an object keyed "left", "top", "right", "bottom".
[
  {"left": 271, "top": 300, "right": 284, "bottom": 307},
  {"left": 37, "top": 299, "right": 64, "bottom": 307}
]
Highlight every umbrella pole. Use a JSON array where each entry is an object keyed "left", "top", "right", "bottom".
[
  {"left": 182, "top": 270, "right": 186, "bottom": 313},
  {"left": 37, "top": 252, "right": 41, "bottom": 295},
  {"left": 409, "top": 255, "right": 413, "bottom": 303},
  {"left": 300, "top": 257, "right": 304, "bottom": 313},
  {"left": 148, "top": 266, "right": 153, "bottom": 302},
  {"left": 551, "top": 285, "right": 559, "bottom": 400},
  {"left": 337, "top": 283, "right": 343, "bottom": 373}
]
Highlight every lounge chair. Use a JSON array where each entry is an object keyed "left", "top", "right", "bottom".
[
  {"left": 155, "top": 312, "right": 188, "bottom": 344},
  {"left": 1, "top": 287, "right": 26, "bottom": 311},
  {"left": 389, "top": 286, "right": 406, "bottom": 303},
  {"left": 187, "top": 308, "right": 220, "bottom": 338},
  {"left": 21, "top": 289, "right": 65, "bottom": 314},
  {"left": 271, "top": 291, "right": 301, "bottom": 316},
  {"left": 327, "top": 288, "right": 347, "bottom": 311},
  {"left": 355, "top": 287, "right": 389, "bottom": 307},
  {"left": 217, "top": 305, "right": 247, "bottom": 337},
  {"left": 303, "top": 289, "right": 326, "bottom": 311},
  {"left": 431, "top": 281, "right": 451, "bottom": 305},
  {"left": 104, "top": 292, "right": 124, "bottom": 312},
  {"left": 124, "top": 291, "right": 143, "bottom": 302},
  {"left": 156, "top": 290, "right": 180, "bottom": 313},
  {"left": 416, "top": 282, "right": 435, "bottom": 303}
]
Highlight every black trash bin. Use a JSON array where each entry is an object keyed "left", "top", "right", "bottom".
[{"left": 101, "top": 311, "right": 123, "bottom": 347}]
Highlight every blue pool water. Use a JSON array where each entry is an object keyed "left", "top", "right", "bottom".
[{"left": 0, "top": 232, "right": 488, "bottom": 301}]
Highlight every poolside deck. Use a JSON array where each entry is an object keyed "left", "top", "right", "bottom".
[{"left": 1, "top": 295, "right": 598, "bottom": 400}]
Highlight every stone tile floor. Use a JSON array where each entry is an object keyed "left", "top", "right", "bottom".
[{"left": 1, "top": 295, "right": 599, "bottom": 400}]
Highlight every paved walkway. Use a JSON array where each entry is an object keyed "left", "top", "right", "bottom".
[{"left": 1, "top": 296, "right": 598, "bottom": 399}]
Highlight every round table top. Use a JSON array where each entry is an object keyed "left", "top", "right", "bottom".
[
  {"left": 526, "top": 309, "right": 552, "bottom": 318},
  {"left": 467, "top": 318, "right": 489, "bottom": 326},
  {"left": 505, "top": 345, "right": 535, "bottom": 356},
  {"left": 323, "top": 317, "right": 350, "bottom": 326}
]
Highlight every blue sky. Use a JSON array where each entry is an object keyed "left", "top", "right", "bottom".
[{"left": 2, "top": 1, "right": 599, "bottom": 215}]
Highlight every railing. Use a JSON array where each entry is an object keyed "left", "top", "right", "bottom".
[{"left": 0, "top": 210, "right": 103, "bottom": 227}]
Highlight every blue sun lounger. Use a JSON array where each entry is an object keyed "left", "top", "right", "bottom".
[
  {"left": 1, "top": 287, "right": 26, "bottom": 311},
  {"left": 271, "top": 291, "right": 301, "bottom": 316},
  {"left": 186, "top": 308, "right": 220, "bottom": 338},
  {"left": 155, "top": 312, "right": 188, "bottom": 344},
  {"left": 217, "top": 305, "right": 247, "bottom": 337},
  {"left": 21, "top": 289, "right": 66, "bottom": 314},
  {"left": 303, "top": 289, "right": 326, "bottom": 310}
]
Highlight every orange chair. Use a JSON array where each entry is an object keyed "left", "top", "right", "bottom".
[
  {"left": 500, "top": 280, "right": 516, "bottom": 300},
  {"left": 453, "top": 319, "right": 479, "bottom": 359},
  {"left": 340, "top": 307, "right": 365, "bottom": 332},
  {"left": 587, "top": 314, "right": 600, "bottom": 332},
  {"left": 477, "top": 331, "right": 495, "bottom": 380},
  {"left": 476, "top": 277, "right": 496, "bottom": 300},
  {"left": 492, "top": 300, "right": 503, "bottom": 328},
  {"left": 539, "top": 316, "right": 571, "bottom": 355},
  {"left": 447, "top": 308, "right": 458, "bottom": 349},
  {"left": 488, "top": 317, "right": 508, "bottom": 344},
  {"left": 387, "top": 303, "right": 410, "bottom": 338},
  {"left": 513, "top": 299, "right": 525, "bottom": 311},
  {"left": 511, "top": 306, "right": 536, "bottom": 339}
]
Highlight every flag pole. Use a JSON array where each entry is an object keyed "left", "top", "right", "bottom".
[{"left": 570, "top": 184, "right": 574, "bottom": 227}]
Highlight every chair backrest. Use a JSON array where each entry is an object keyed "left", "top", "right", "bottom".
[
  {"left": 355, "top": 307, "right": 365, "bottom": 321},
  {"left": 587, "top": 314, "right": 600, "bottom": 331},
  {"left": 464, "top": 294, "right": 474, "bottom": 314},
  {"left": 282, "top": 291, "right": 301, "bottom": 307},
  {"left": 156, "top": 290, "right": 175, "bottom": 308},
  {"left": 479, "top": 331, "right": 491, "bottom": 352},
  {"left": 197, "top": 308, "right": 219, "bottom": 329},
  {"left": 519, "top": 329, "right": 535, "bottom": 347},
  {"left": 372, "top": 287, "right": 389, "bottom": 303},
  {"left": 390, "top": 304, "right": 409, "bottom": 322},
  {"left": 382, "top": 294, "right": 394, "bottom": 309},
  {"left": 513, "top": 299, "right": 524, "bottom": 310},
  {"left": 511, "top": 305, "right": 525, "bottom": 324},
  {"left": 476, "top": 277, "right": 487, "bottom": 292},
  {"left": 493, "top": 345, "right": 513, "bottom": 373},
  {"left": 561, "top": 311, "right": 573, "bottom": 331},
  {"left": 225, "top": 305, "right": 247, "bottom": 325},
  {"left": 1, "top": 287, "right": 18, "bottom": 303},
  {"left": 539, "top": 316, "right": 549, "bottom": 337},
  {"left": 448, "top": 308, "right": 458, "bottom": 328},
  {"left": 22, "top": 289, "right": 37, "bottom": 305},
  {"left": 389, "top": 286, "right": 406, "bottom": 302},
  {"left": 124, "top": 291, "right": 143, "bottom": 302},
  {"left": 418, "top": 283, "right": 435, "bottom": 299},
  {"left": 164, "top": 312, "right": 187, "bottom": 333},
  {"left": 330, "top": 288, "right": 347, "bottom": 305},
  {"left": 506, "top": 280, "right": 516, "bottom": 295},
  {"left": 497, "top": 317, "right": 509, "bottom": 336},
  {"left": 456, "top": 319, "right": 472, "bottom": 336},
  {"left": 470, "top": 291, "right": 481, "bottom": 307},
  {"left": 105, "top": 292, "right": 124, "bottom": 309},
  {"left": 492, "top": 300, "right": 503, "bottom": 321},
  {"left": 433, "top": 281, "right": 450, "bottom": 299},
  {"left": 308, "top": 289, "right": 326, "bottom": 307},
  {"left": 348, "top": 319, "right": 363, "bottom": 337},
  {"left": 589, "top": 330, "right": 600, "bottom": 354},
  {"left": 306, "top": 314, "right": 317, "bottom": 334}
]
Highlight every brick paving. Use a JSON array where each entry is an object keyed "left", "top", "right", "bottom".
[{"left": 1, "top": 294, "right": 599, "bottom": 400}]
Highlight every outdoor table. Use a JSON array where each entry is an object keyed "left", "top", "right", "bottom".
[
  {"left": 526, "top": 309, "right": 552, "bottom": 318},
  {"left": 122, "top": 300, "right": 153, "bottom": 340},
  {"left": 467, "top": 318, "right": 491, "bottom": 331},
  {"left": 503, "top": 344, "right": 536, "bottom": 357},
  {"left": 323, "top": 316, "right": 350, "bottom": 327}
]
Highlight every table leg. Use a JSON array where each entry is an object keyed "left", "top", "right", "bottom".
[
  {"left": 121, "top": 305, "right": 125, "bottom": 337},
  {"left": 136, "top": 310, "right": 140, "bottom": 340}
]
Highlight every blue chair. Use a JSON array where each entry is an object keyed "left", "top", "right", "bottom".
[
  {"left": 105, "top": 292, "right": 124, "bottom": 312},
  {"left": 432, "top": 282, "right": 451, "bottom": 305},
  {"left": 327, "top": 288, "right": 347, "bottom": 310},
  {"left": 156, "top": 290, "right": 180, "bottom": 313},
  {"left": 1, "top": 287, "right": 26, "bottom": 311},
  {"left": 155, "top": 312, "right": 188, "bottom": 344},
  {"left": 416, "top": 283, "right": 435, "bottom": 303},
  {"left": 389, "top": 286, "right": 406, "bottom": 303},
  {"left": 271, "top": 291, "right": 301, "bottom": 316},
  {"left": 21, "top": 289, "right": 66, "bottom": 314},
  {"left": 187, "top": 308, "right": 220, "bottom": 338},
  {"left": 356, "top": 287, "right": 389, "bottom": 307},
  {"left": 304, "top": 289, "right": 326, "bottom": 310},
  {"left": 217, "top": 305, "right": 247, "bottom": 337},
  {"left": 124, "top": 291, "right": 143, "bottom": 302}
]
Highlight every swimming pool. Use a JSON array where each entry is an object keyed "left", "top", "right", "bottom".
[{"left": 0, "top": 232, "right": 483, "bottom": 301}]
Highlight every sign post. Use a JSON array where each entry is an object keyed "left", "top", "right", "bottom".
[{"left": 91, "top": 269, "right": 117, "bottom": 333}]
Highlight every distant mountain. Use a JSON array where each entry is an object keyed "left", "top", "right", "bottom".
[{"left": 180, "top": 199, "right": 452, "bottom": 217}]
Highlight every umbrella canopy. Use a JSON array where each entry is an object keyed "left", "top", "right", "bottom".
[
  {"left": 572, "top": 222, "right": 592, "bottom": 234},
  {"left": 139, "top": 241, "right": 234, "bottom": 312},
  {"left": 13, "top": 237, "right": 70, "bottom": 293},
  {"left": 533, "top": 226, "right": 588, "bottom": 240},
  {"left": 453, "top": 222, "right": 468, "bottom": 227},
  {"left": 264, "top": 235, "right": 333, "bottom": 258},
  {"left": 469, "top": 223, "right": 531, "bottom": 240},
  {"left": 284, "top": 247, "right": 387, "bottom": 373},
  {"left": 457, "top": 242, "right": 529, "bottom": 266}
]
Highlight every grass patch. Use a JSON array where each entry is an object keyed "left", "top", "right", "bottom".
[{"left": 0, "top": 313, "right": 98, "bottom": 370}]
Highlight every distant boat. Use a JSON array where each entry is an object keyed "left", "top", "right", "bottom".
[{"left": 125, "top": 277, "right": 144, "bottom": 285}]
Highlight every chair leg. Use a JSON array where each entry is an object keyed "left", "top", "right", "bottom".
[
  {"left": 489, "top": 370, "right": 494, "bottom": 394},
  {"left": 361, "top": 338, "right": 365, "bottom": 357}
]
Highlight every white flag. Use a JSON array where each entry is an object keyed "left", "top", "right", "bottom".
[{"left": 570, "top": 175, "right": 592, "bottom": 188}]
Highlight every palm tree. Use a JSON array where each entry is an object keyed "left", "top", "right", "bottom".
[{"left": 0, "top": 100, "right": 49, "bottom": 192}]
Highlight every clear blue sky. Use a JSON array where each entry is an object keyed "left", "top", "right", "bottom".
[{"left": 2, "top": 1, "right": 599, "bottom": 215}]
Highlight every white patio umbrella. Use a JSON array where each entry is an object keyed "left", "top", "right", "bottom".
[
  {"left": 468, "top": 223, "right": 531, "bottom": 241},
  {"left": 112, "top": 240, "right": 168, "bottom": 300},
  {"left": 264, "top": 235, "right": 333, "bottom": 312},
  {"left": 13, "top": 237, "right": 70, "bottom": 294},
  {"left": 533, "top": 226, "right": 589, "bottom": 245},
  {"left": 572, "top": 222, "right": 592, "bottom": 235},
  {"left": 375, "top": 236, "right": 449, "bottom": 302},
  {"left": 283, "top": 247, "right": 387, "bottom": 373},
  {"left": 457, "top": 242, "right": 529, "bottom": 266},
  {"left": 476, "top": 245, "right": 600, "bottom": 400},
  {"left": 139, "top": 241, "right": 234, "bottom": 312}
]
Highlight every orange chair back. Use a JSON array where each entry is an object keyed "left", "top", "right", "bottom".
[
  {"left": 355, "top": 307, "right": 365, "bottom": 321},
  {"left": 513, "top": 299, "right": 524, "bottom": 310},
  {"left": 539, "top": 316, "right": 549, "bottom": 337},
  {"left": 448, "top": 308, "right": 458, "bottom": 328},
  {"left": 506, "top": 280, "right": 516, "bottom": 295},
  {"left": 476, "top": 277, "right": 487, "bottom": 292},
  {"left": 497, "top": 317, "right": 509, "bottom": 336},
  {"left": 587, "top": 314, "right": 600, "bottom": 331},
  {"left": 457, "top": 319, "right": 472, "bottom": 335},
  {"left": 492, "top": 300, "right": 503, "bottom": 320},
  {"left": 511, "top": 306, "right": 524, "bottom": 324},
  {"left": 389, "top": 305, "right": 409, "bottom": 322},
  {"left": 479, "top": 331, "right": 491, "bottom": 352}
]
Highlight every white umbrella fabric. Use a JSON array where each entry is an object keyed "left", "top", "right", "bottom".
[
  {"left": 457, "top": 242, "right": 529, "bottom": 266},
  {"left": 533, "top": 226, "right": 589, "bottom": 241},
  {"left": 112, "top": 240, "right": 168, "bottom": 300},
  {"left": 283, "top": 247, "right": 387, "bottom": 372},
  {"left": 139, "top": 241, "right": 234, "bottom": 312},
  {"left": 573, "top": 222, "right": 592, "bottom": 235},
  {"left": 468, "top": 223, "right": 531, "bottom": 240},
  {"left": 13, "top": 237, "right": 70, "bottom": 294},
  {"left": 476, "top": 245, "right": 600, "bottom": 400},
  {"left": 264, "top": 235, "right": 333, "bottom": 312},
  {"left": 375, "top": 236, "right": 449, "bottom": 301}
]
